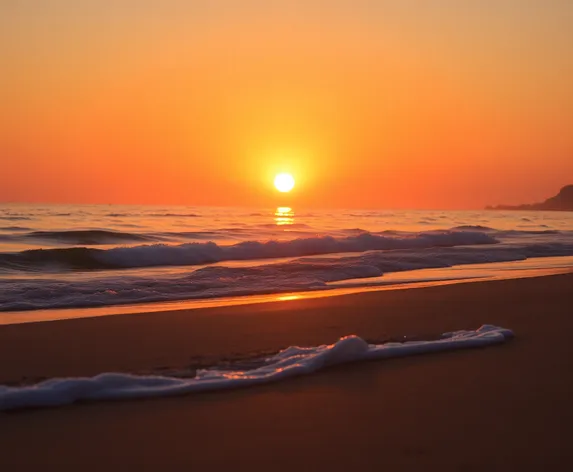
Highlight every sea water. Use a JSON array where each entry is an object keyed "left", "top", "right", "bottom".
[{"left": 1, "top": 203, "right": 573, "bottom": 313}]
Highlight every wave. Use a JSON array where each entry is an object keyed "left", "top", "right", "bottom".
[
  {"left": 0, "top": 216, "right": 32, "bottom": 221},
  {"left": 501, "top": 229, "right": 560, "bottom": 235},
  {"left": 452, "top": 225, "right": 496, "bottom": 231},
  {"left": 0, "top": 229, "right": 161, "bottom": 246},
  {"left": 3, "top": 240, "right": 573, "bottom": 311},
  {"left": 0, "top": 325, "right": 513, "bottom": 410},
  {"left": 106, "top": 212, "right": 200, "bottom": 218},
  {"left": 0, "top": 226, "right": 31, "bottom": 232},
  {"left": 0, "top": 227, "right": 315, "bottom": 247},
  {"left": 0, "top": 230, "right": 498, "bottom": 271},
  {"left": 149, "top": 213, "right": 201, "bottom": 218},
  {"left": 25, "top": 230, "right": 159, "bottom": 245},
  {"left": 257, "top": 223, "right": 312, "bottom": 229},
  {"left": 453, "top": 225, "right": 560, "bottom": 236},
  {"left": 346, "top": 212, "right": 395, "bottom": 218}
]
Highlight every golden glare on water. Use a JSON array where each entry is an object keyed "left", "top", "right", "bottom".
[
  {"left": 274, "top": 173, "right": 295, "bottom": 193},
  {"left": 274, "top": 206, "right": 294, "bottom": 225},
  {"left": 276, "top": 295, "right": 302, "bottom": 301}
]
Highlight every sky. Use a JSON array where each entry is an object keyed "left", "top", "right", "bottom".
[{"left": 1, "top": 0, "right": 572, "bottom": 209}]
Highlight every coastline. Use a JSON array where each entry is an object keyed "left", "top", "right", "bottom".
[
  {"left": 1, "top": 273, "right": 572, "bottom": 468},
  {"left": 0, "top": 271, "right": 571, "bottom": 384},
  {"left": 2, "top": 254, "right": 573, "bottom": 325}
]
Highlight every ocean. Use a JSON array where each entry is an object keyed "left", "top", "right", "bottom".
[{"left": 1, "top": 203, "right": 573, "bottom": 315}]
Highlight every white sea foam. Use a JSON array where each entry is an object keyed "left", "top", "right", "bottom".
[
  {"left": 0, "top": 229, "right": 498, "bottom": 272},
  {"left": 0, "top": 325, "right": 513, "bottom": 411},
  {"left": 2, "top": 241, "right": 573, "bottom": 311},
  {"left": 96, "top": 230, "right": 498, "bottom": 268}
]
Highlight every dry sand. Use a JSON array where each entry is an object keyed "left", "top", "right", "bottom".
[{"left": 1, "top": 273, "right": 572, "bottom": 470}]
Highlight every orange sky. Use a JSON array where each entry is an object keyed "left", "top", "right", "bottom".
[{"left": 1, "top": 1, "right": 572, "bottom": 209}]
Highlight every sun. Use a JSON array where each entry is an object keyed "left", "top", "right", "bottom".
[{"left": 274, "top": 173, "right": 295, "bottom": 193}]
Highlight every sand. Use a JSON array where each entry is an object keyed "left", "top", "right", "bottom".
[{"left": 1, "top": 273, "right": 572, "bottom": 470}]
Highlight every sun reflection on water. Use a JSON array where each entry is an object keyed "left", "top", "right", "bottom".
[
  {"left": 276, "top": 294, "right": 301, "bottom": 301},
  {"left": 274, "top": 206, "right": 294, "bottom": 226}
]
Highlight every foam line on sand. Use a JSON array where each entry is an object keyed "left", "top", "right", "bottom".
[{"left": 0, "top": 325, "right": 513, "bottom": 411}]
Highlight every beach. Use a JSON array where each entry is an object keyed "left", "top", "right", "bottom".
[
  {"left": 4, "top": 0, "right": 573, "bottom": 468},
  {"left": 1, "top": 273, "right": 572, "bottom": 470}
]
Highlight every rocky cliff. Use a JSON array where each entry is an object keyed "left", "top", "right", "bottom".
[{"left": 487, "top": 185, "right": 573, "bottom": 211}]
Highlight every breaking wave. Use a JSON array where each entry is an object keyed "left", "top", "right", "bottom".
[
  {"left": 0, "top": 230, "right": 497, "bottom": 271},
  {"left": 2, "top": 240, "right": 573, "bottom": 311}
]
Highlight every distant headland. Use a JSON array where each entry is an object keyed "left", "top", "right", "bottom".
[{"left": 487, "top": 185, "right": 573, "bottom": 211}]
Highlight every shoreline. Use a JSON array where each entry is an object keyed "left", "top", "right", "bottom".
[
  {"left": 1, "top": 272, "right": 572, "bottom": 469},
  {"left": 2, "top": 254, "right": 573, "bottom": 326},
  {"left": 1, "top": 271, "right": 571, "bottom": 384}
]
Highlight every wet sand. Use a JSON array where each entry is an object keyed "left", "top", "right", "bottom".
[{"left": 1, "top": 273, "right": 572, "bottom": 470}]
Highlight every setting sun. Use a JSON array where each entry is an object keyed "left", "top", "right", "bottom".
[{"left": 274, "top": 173, "right": 295, "bottom": 193}]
